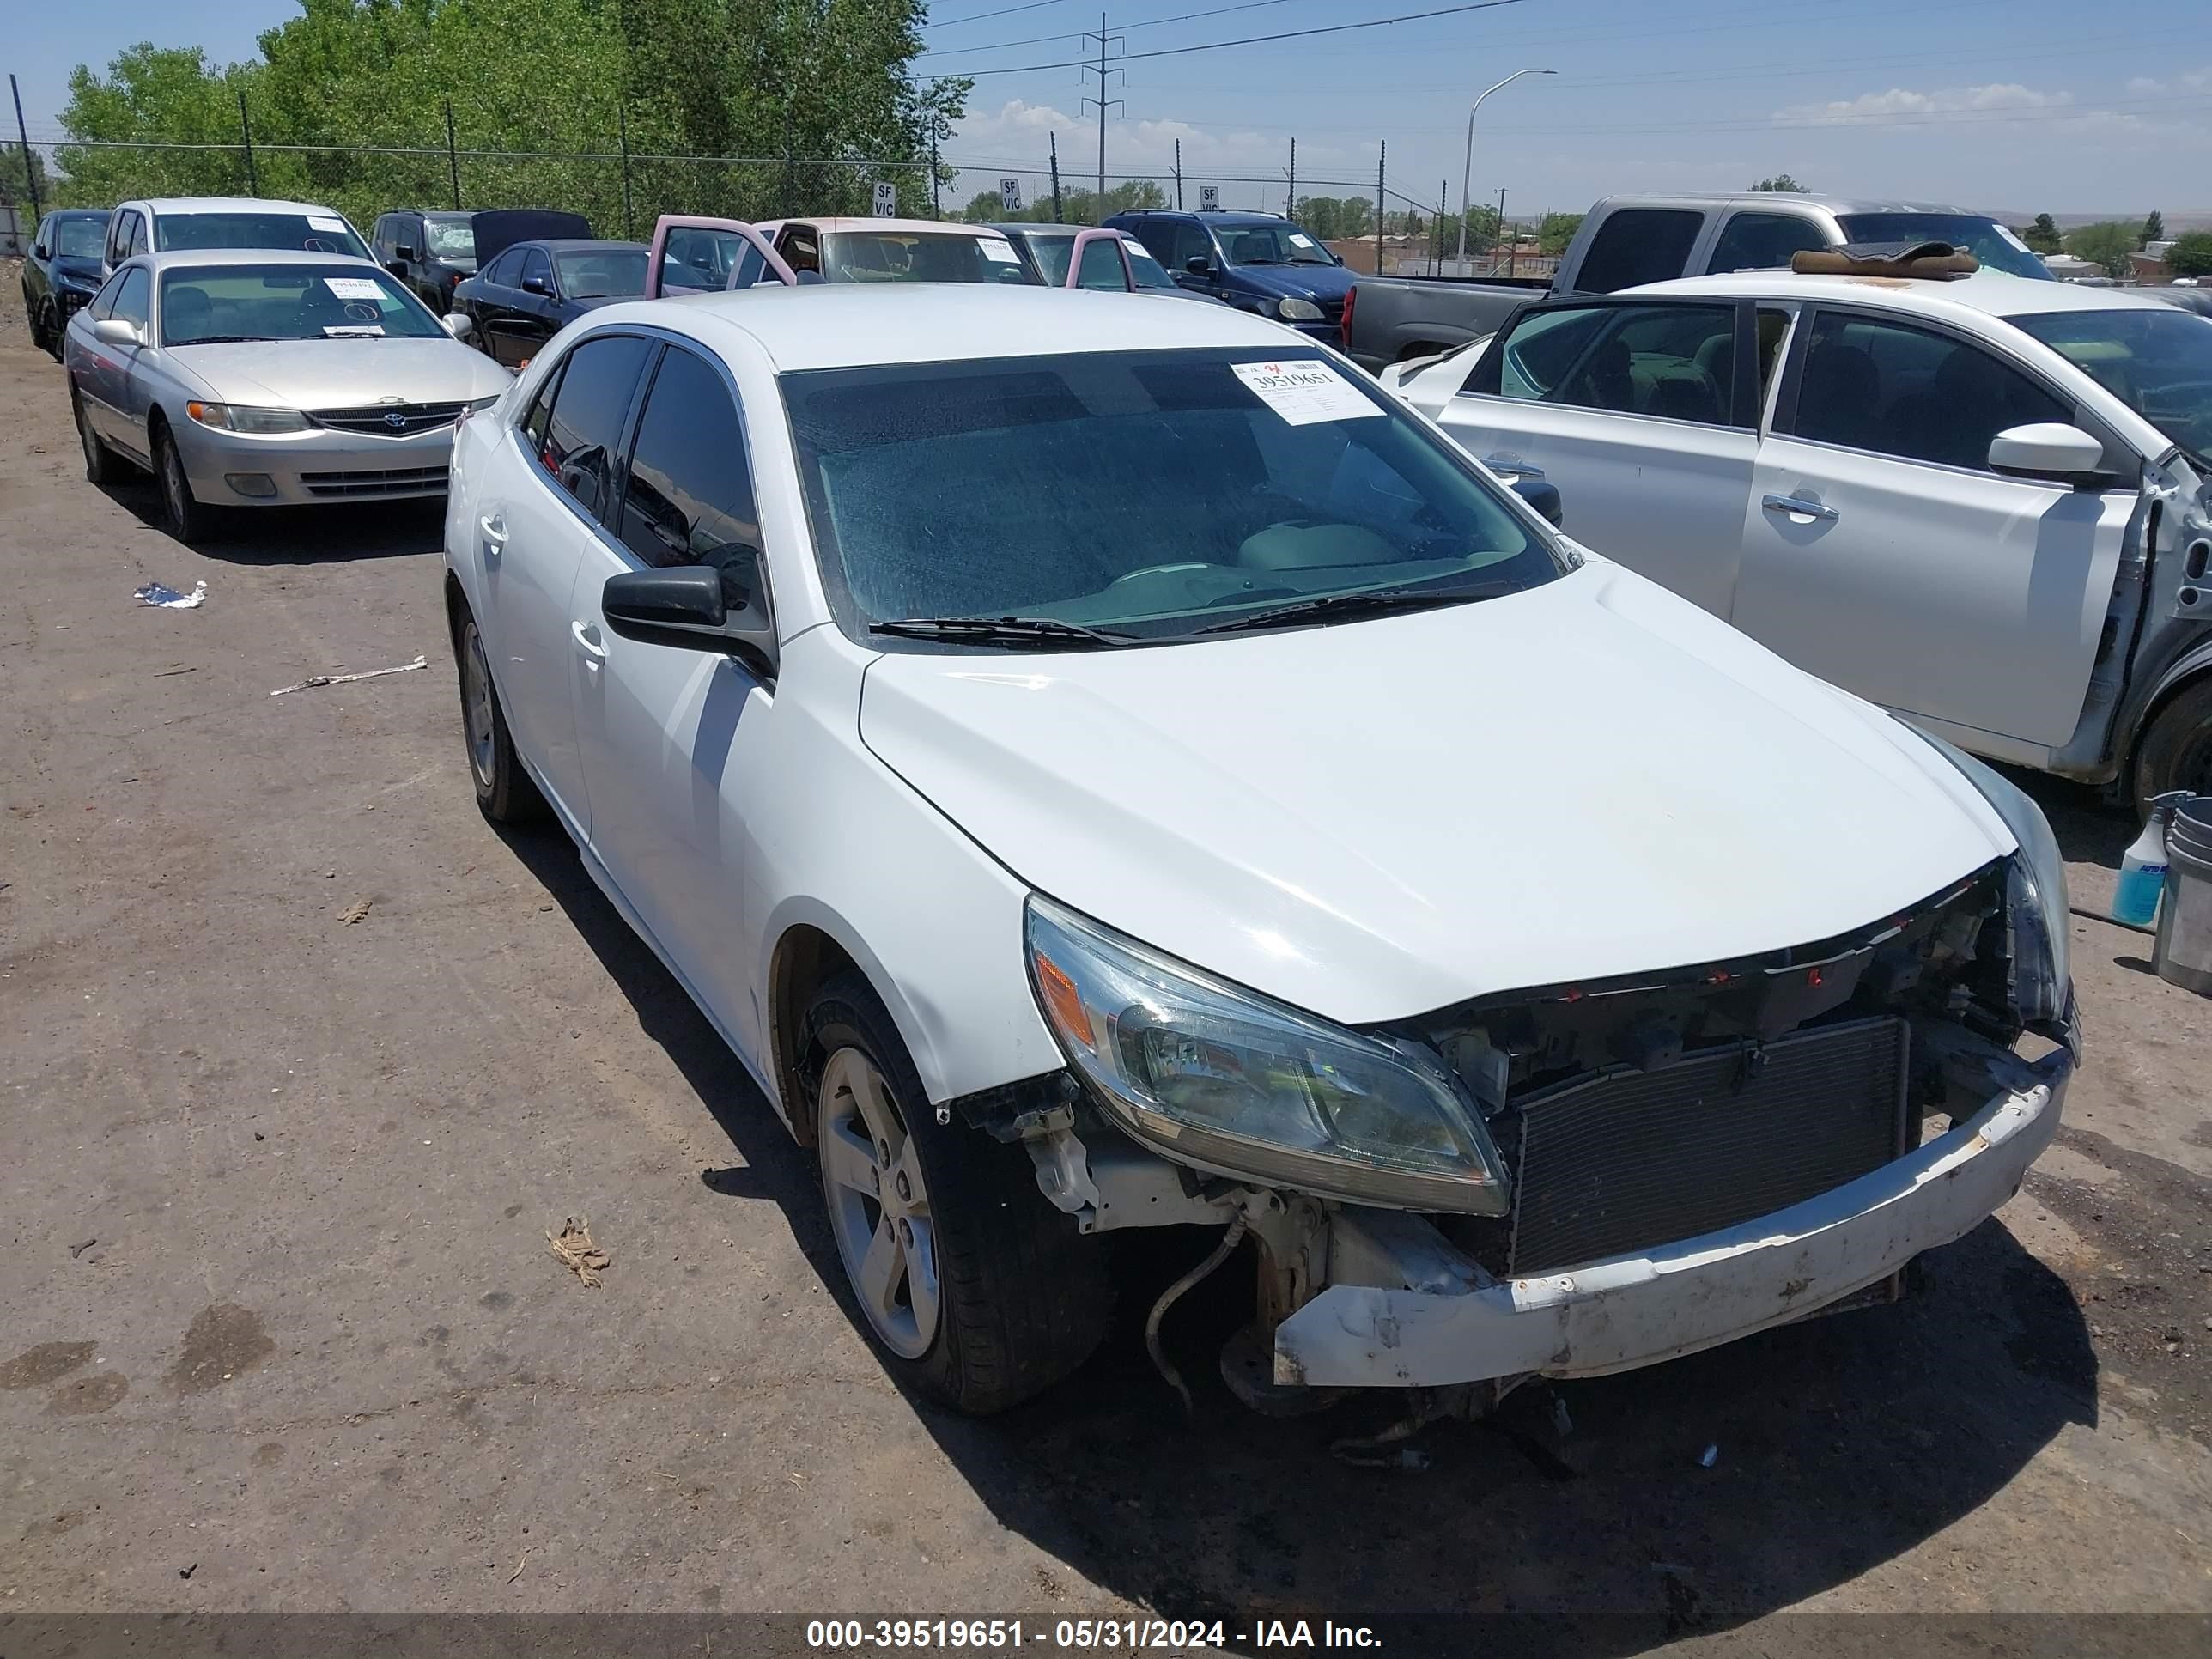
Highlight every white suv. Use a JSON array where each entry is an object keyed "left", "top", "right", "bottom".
[{"left": 443, "top": 283, "right": 2075, "bottom": 1415}]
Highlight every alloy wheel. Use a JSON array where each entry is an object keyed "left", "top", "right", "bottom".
[{"left": 818, "top": 1045, "right": 939, "bottom": 1359}]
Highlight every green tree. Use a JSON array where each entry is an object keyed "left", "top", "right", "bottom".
[
  {"left": 2065, "top": 220, "right": 2137, "bottom": 278},
  {"left": 2018, "top": 213, "right": 2062, "bottom": 254},
  {"left": 2142, "top": 210, "right": 2165, "bottom": 246},
  {"left": 0, "top": 143, "right": 53, "bottom": 212},
  {"left": 2167, "top": 232, "right": 2212, "bottom": 278},
  {"left": 1537, "top": 210, "right": 1583, "bottom": 256},
  {"left": 1748, "top": 173, "right": 1807, "bottom": 192}
]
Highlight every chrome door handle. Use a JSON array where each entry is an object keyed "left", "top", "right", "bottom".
[
  {"left": 1762, "top": 493, "right": 1838, "bottom": 522},
  {"left": 571, "top": 619, "right": 607, "bottom": 666},
  {"left": 479, "top": 512, "right": 507, "bottom": 556}
]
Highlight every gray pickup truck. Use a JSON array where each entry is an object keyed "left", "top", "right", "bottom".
[{"left": 1342, "top": 191, "right": 2053, "bottom": 370}]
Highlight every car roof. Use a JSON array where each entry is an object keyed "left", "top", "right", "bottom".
[
  {"left": 1591, "top": 192, "right": 1975, "bottom": 215},
  {"left": 515, "top": 239, "right": 647, "bottom": 253},
  {"left": 1112, "top": 210, "right": 1282, "bottom": 223},
  {"left": 47, "top": 207, "right": 109, "bottom": 220},
  {"left": 124, "top": 248, "right": 388, "bottom": 271},
  {"left": 596, "top": 283, "right": 1303, "bottom": 372},
  {"left": 1627, "top": 268, "right": 2181, "bottom": 322},
  {"left": 131, "top": 198, "right": 351, "bottom": 217},
  {"left": 987, "top": 222, "right": 1136, "bottom": 240}
]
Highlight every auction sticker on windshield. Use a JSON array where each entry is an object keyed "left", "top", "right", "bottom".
[
  {"left": 324, "top": 276, "right": 386, "bottom": 300},
  {"left": 981, "top": 239, "right": 1020, "bottom": 263},
  {"left": 309, "top": 216, "right": 349, "bottom": 234},
  {"left": 1231, "top": 359, "right": 1383, "bottom": 426}
]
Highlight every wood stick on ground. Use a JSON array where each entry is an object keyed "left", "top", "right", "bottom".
[{"left": 547, "top": 1217, "right": 611, "bottom": 1286}]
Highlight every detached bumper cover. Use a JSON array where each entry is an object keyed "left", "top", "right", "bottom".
[{"left": 1274, "top": 1044, "right": 2070, "bottom": 1389}]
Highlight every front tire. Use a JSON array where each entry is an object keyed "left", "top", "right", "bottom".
[
  {"left": 2134, "top": 678, "right": 2212, "bottom": 812},
  {"left": 805, "top": 972, "right": 1110, "bottom": 1414},
  {"left": 153, "top": 422, "right": 212, "bottom": 544},
  {"left": 455, "top": 610, "right": 547, "bottom": 824}
]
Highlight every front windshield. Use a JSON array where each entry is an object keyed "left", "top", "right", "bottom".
[
  {"left": 158, "top": 265, "right": 447, "bottom": 345},
  {"left": 556, "top": 248, "right": 648, "bottom": 298},
  {"left": 819, "top": 231, "right": 1038, "bottom": 284},
  {"left": 2014, "top": 307, "right": 2212, "bottom": 463},
  {"left": 156, "top": 211, "right": 373, "bottom": 262},
  {"left": 1218, "top": 223, "right": 1337, "bottom": 267},
  {"left": 425, "top": 219, "right": 476, "bottom": 258},
  {"left": 55, "top": 218, "right": 107, "bottom": 258},
  {"left": 1837, "top": 213, "right": 2050, "bottom": 281},
  {"left": 783, "top": 348, "right": 1560, "bottom": 645}
]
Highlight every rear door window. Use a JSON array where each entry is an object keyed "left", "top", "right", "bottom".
[
  {"left": 1075, "top": 236, "right": 1127, "bottom": 290},
  {"left": 1572, "top": 209, "right": 1703, "bottom": 294},
  {"left": 539, "top": 335, "right": 653, "bottom": 520},
  {"left": 1171, "top": 222, "right": 1215, "bottom": 271},
  {"left": 617, "top": 347, "right": 763, "bottom": 607},
  {"left": 482, "top": 248, "right": 524, "bottom": 287},
  {"left": 1470, "top": 301, "right": 1738, "bottom": 426}
]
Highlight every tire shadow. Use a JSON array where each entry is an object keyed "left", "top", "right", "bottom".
[{"left": 92, "top": 476, "right": 442, "bottom": 564}]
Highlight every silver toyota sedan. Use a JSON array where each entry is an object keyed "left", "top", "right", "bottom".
[{"left": 64, "top": 248, "right": 513, "bottom": 542}]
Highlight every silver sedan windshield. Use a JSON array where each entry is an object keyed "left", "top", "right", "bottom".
[{"left": 159, "top": 266, "right": 447, "bottom": 346}]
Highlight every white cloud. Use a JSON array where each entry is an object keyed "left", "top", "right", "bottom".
[
  {"left": 2123, "top": 67, "right": 2211, "bottom": 96},
  {"left": 1773, "top": 82, "right": 2073, "bottom": 125}
]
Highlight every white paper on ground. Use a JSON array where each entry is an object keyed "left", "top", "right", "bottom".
[{"left": 1231, "top": 359, "right": 1384, "bottom": 426}]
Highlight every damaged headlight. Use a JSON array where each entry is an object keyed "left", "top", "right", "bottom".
[
  {"left": 1920, "top": 735, "right": 2073, "bottom": 1029},
  {"left": 1024, "top": 895, "right": 1510, "bottom": 1212}
]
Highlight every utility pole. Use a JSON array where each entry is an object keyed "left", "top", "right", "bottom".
[
  {"left": 1049, "top": 131, "right": 1064, "bottom": 223},
  {"left": 1374, "top": 140, "right": 1384, "bottom": 277},
  {"left": 1080, "top": 13, "right": 1123, "bottom": 213},
  {"left": 1494, "top": 185, "right": 1506, "bottom": 271},
  {"left": 9, "top": 75, "right": 40, "bottom": 225},
  {"left": 1173, "top": 138, "right": 1182, "bottom": 210},
  {"left": 238, "top": 90, "right": 258, "bottom": 195},
  {"left": 1437, "top": 179, "right": 1448, "bottom": 276},
  {"left": 1285, "top": 137, "right": 1295, "bottom": 220},
  {"left": 1456, "top": 66, "right": 1554, "bottom": 269},
  {"left": 444, "top": 100, "right": 462, "bottom": 211}
]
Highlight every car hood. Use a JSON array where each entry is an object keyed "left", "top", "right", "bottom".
[
  {"left": 1229, "top": 262, "right": 1356, "bottom": 302},
  {"left": 52, "top": 256, "right": 105, "bottom": 286},
  {"left": 858, "top": 563, "right": 2016, "bottom": 1024},
  {"left": 433, "top": 256, "right": 478, "bottom": 275},
  {"left": 164, "top": 338, "right": 512, "bottom": 408}
]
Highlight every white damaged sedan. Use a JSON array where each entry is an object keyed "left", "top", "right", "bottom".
[{"left": 443, "top": 284, "right": 2075, "bottom": 1414}]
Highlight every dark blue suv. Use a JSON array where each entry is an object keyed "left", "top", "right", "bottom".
[{"left": 1103, "top": 210, "right": 1353, "bottom": 340}]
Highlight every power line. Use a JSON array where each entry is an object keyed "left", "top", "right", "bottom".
[
  {"left": 917, "top": 0, "right": 1529, "bottom": 76},
  {"left": 925, "top": 0, "right": 1076, "bottom": 29},
  {"left": 916, "top": 0, "right": 1300, "bottom": 59}
]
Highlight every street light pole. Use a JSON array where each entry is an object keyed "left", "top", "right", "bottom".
[{"left": 1456, "top": 66, "right": 1554, "bottom": 270}]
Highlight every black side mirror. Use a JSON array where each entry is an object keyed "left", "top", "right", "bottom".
[
  {"left": 601, "top": 562, "right": 777, "bottom": 678},
  {"left": 1511, "top": 477, "right": 1564, "bottom": 528},
  {"left": 1184, "top": 255, "right": 1213, "bottom": 276},
  {"left": 396, "top": 244, "right": 418, "bottom": 262},
  {"left": 521, "top": 274, "right": 551, "bottom": 295}
]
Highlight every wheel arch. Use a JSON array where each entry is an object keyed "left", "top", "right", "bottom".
[
  {"left": 2125, "top": 641, "right": 2212, "bottom": 790},
  {"left": 765, "top": 905, "right": 938, "bottom": 1150}
]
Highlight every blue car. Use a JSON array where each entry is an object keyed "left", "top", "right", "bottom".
[
  {"left": 21, "top": 209, "right": 112, "bottom": 362},
  {"left": 1103, "top": 210, "right": 1353, "bottom": 339}
]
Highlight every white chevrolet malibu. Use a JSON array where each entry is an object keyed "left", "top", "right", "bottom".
[{"left": 443, "top": 284, "right": 2077, "bottom": 1416}]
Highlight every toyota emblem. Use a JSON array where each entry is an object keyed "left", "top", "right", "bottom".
[{"left": 382, "top": 411, "right": 410, "bottom": 429}]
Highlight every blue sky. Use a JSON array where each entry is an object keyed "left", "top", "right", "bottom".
[{"left": 11, "top": 0, "right": 2211, "bottom": 222}]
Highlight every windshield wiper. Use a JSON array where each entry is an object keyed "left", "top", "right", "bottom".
[
  {"left": 1197, "top": 581, "right": 1524, "bottom": 635},
  {"left": 173, "top": 334, "right": 279, "bottom": 345},
  {"left": 868, "top": 615, "right": 1137, "bottom": 648}
]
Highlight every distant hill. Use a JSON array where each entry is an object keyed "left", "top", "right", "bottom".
[{"left": 1987, "top": 210, "right": 2212, "bottom": 231}]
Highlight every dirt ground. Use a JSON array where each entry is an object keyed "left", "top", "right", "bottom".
[{"left": 2, "top": 290, "right": 2209, "bottom": 1647}]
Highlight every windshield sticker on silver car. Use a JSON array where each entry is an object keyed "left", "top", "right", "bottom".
[
  {"left": 1231, "top": 360, "right": 1383, "bottom": 427},
  {"left": 324, "top": 276, "right": 386, "bottom": 300},
  {"left": 309, "top": 216, "right": 349, "bottom": 234},
  {"left": 980, "top": 240, "right": 1020, "bottom": 263}
]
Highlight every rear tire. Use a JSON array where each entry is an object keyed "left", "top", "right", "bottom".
[
  {"left": 2133, "top": 678, "right": 2212, "bottom": 813},
  {"left": 455, "top": 609, "right": 547, "bottom": 824},
  {"left": 74, "top": 388, "right": 125, "bottom": 485},
  {"left": 805, "top": 971, "right": 1111, "bottom": 1414},
  {"left": 153, "top": 421, "right": 213, "bottom": 544}
]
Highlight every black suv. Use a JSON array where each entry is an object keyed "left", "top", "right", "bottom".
[
  {"left": 21, "top": 209, "right": 111, "bottom": 361},
  {"left": 371, "top": 210, "right": 483, "bottom": 313}
]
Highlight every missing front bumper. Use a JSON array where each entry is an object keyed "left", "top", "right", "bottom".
[{"left": 1272, "top": 1043, "right": 2069, "bottom": 1390}]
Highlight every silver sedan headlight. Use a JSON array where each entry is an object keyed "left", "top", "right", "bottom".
[
  {"left": 187, "top": 401, "right": 309, "bottom": 434},
  {"left": 1277, "top": 297, "right": 1324, "bottom": 322},
  {"left": 1024, "top": 896, "right": 1510, "bottom": 1212},
  {"left": 1919, "top": 734, "right": 2072, "bottom": 1030}
]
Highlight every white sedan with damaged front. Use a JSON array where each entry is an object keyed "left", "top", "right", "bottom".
[{"left": 442, "top": 283, "right": 2076, "bottom": 1415}]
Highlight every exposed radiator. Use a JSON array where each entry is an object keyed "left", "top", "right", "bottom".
[{"left": 1508, "top": 1016, "right": 1910, "bottom": 1276}]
